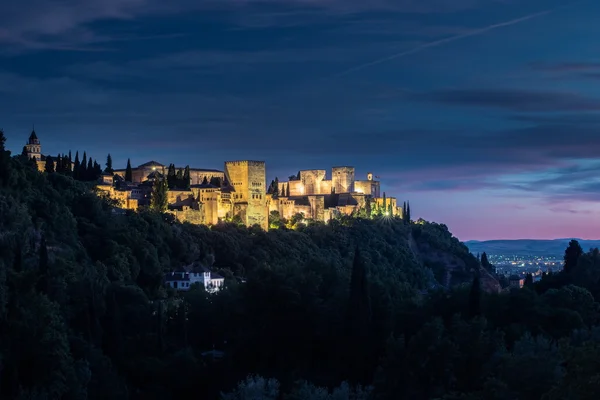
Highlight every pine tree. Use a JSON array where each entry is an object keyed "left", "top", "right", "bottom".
[
  {"left": 105, "top": 154, "right": 114, "bottom": 174},
  {"left": 73, "top": 151, "right": 80, "bottom": 180},
  {"left": 183, "top": 165, "right": 190, "bottom": 189},
  {"left": 150, "top": 170, "right": 169, "bottom": 213},
  {"left": 44, "top": 155, "right": 55, "bottom": 173},
  {"left": 468, "top": 273, "right": 481, "bottom": 318},
  {"left": 125, "top": 158, "right": 133, "bottom": 182}
]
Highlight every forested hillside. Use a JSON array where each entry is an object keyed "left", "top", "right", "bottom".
[{"left": 1, "top": 131, "right": 600, "bottom": 399}]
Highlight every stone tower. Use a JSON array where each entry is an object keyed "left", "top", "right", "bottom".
[
  {"left": 25, "top": 129, "right": 41, "bottom": 161},
  {"left": 224, "top": 160, "right": 268, "bottom": 230},
  {"left": 332, "top": 166, "right": 355, "bottom": 193}
]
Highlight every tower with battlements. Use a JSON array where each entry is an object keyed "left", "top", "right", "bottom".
[{"left": 224, "top": 160, "right": 268, "bottom": 230}]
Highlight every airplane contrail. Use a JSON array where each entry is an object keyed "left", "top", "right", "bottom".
[{"left": 333, "top": 8, "right": 555, "bottom": 78}]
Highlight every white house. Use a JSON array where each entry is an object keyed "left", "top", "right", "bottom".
[{"left": 165, "top": 263, "right": 225, "bottom": 293}]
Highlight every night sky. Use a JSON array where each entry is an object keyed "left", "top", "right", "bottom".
[{"left": 1, "top": 0, "right": 599, "bottom": 241}]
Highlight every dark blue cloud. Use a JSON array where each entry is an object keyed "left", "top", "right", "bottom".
[{"left": 1, "top": 0, "right": 600, "bottom": 239}]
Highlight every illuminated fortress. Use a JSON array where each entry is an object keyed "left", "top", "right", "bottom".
[{"left": 23, "top": 131, "right": 402, "bottom": 230}]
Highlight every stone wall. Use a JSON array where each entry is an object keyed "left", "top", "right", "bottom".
[
  {"left": 169, "top": 207, "right": 203, "bottom": 225},
  {"left": 354, "top": 180, "right": 380, "bottom": 197},
  {"left": 332, "top": 166, "right": 355, "bottom": 193},
  {"left": 299, "top": 169, "right": 326, "bottom": 195}
]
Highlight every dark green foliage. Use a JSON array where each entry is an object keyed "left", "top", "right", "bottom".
[
  {"left": 105, "top": 154, "right": 113, "bottom": 174},
  {"left": 1, "top": 130, "right": 600, "bottom": 398},
  {"left": 564, "top": 239, "right": 583, "bottom": 274},
  {"left": 73, "top": 151, "right": 80, "bottom": 180},
  {"left": 183, "top": 166, "right": 190, "bottom": 189},
  {"left": 125, "top": 158, "right": 133, "bottom": 182},
  {"left": 44, "top": 155, "right": 55, "bottom": 173},
  {"left": 286, "top": 183, "right": 290, "bottom": 197},
  {"left": 209, "top": 176, "right": 221, "bottom": 187},
  {"left": 150, "top": 172, "right": 169, "bottom": 212},
  {"left": 468, "top": 273, "right": 481, "bottom": 318}
]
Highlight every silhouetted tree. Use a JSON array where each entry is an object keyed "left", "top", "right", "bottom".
[
  {"left": 167, "top": 163, "right": 176, "bottom": 188},
  {"left": 87, "top": 158, "right": 93, "bottom": 180},
  {"left": 44, "top": 156, "right": 55, "bottom": 174},
  {"left": 73, "top": 151, "right": 80, "bottom": 180},
  {"left": 524, "top": 273, "right": 534, "bottom": 287},
  {"left": 125, "top": 158, "right": 133, "bottom": 182},
  {"left": 105, "top": 154, "right": 114, "bottom": 174},
  {"left": 406, "top": 201, "right": 411, "bottom": 223},
  {"left": 210, "top": 176, "right": 221, "bottom": 187},
  {"left": 79, "top": 151, "right": 87, "bottom": 181},
  {"left": 468, "top": 273, "right": 481, "bottom": 318},
  {"left": 286, "top": 183, "right": 290, "bottom": 197},
  {"left": 564, "top": 240, "right": 583, "bottom": 274},
  {"left": 151, "top": 170, "right": 169, "bottom": 212},
  {"left": 202, "top": 176, "right": 209, "bottom": 185},
  {"left": 183, "top": 166, "right": 191, "bottom": 189}
]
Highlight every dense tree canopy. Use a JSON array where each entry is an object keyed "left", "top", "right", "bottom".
[{"left": 0, "top": 132, "right": 599, "bottom": 399}]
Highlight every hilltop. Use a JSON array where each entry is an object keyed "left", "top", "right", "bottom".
[{"left": 466, "top": 238, "right": 600, "bottom": 256}]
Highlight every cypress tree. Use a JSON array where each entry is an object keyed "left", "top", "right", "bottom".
[
  {"left": 212, "top": 176, "right": 223, "bottom": 186},
  {"left": 468, "top": 273, "right": 481, "bottom": 318},
  {"left": 93, "top": 160, "right": 102, "bottom": 180},
  {"left": 44, "top": 155, "right": 55, "bottom": 174},
  {"left": 406, "top": 201, "right": 411, "bottom": 222},
  {"left": 79, "top": 151, "right": 88, "bottom": 181},
  {"left": 125, "top": 159, "right": 133, "bottom": 182},
  {"left": 176, "top": 169, "right": 184, "bottom": 188},
  {"left": 87, "top": 158, "right": 93, "bottom": 180},
  {"left": 382, "top": 192, "right": 387, "bottom": 211},
  {"left": 150, "top": 171, "right": 169, "bottom": 212},
  {"left": 183, "top": 165, "right": 191, "bottom": 189},
  {"left": 202, "top": 176, "right": 208, "bottom": 185},
  {"left": 280, "top": 184, "right": 285, "bottom": 197},
  {"left": 65, "top": 153, "right": 72, "bottom": 175},
  {"left": 55, "top": 154, "right": 63, "bottom": 173},
  {"left": 73, "top": 151, "right": 80, "bottom": 180},
  {"left": 286, "top": 183, "right": 290, "bottom": 197},
  {"left": 105, "top": 154, "right": 114, "bottom": 174},
  {"left": 167, "top": 164, "right": 176, "bottom": 188}
]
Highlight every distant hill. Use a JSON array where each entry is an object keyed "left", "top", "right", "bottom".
[{"left": 465, "top": 239, "right": 600, "bottom": 257}]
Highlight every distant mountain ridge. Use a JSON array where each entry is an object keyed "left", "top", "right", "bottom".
[{"left": 465, "top": 239, "right": 600, "bottom": 257}]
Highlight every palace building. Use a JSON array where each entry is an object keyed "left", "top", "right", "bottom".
[{"left": 24, "top": 130, "right": 402, "bottom": 230}]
